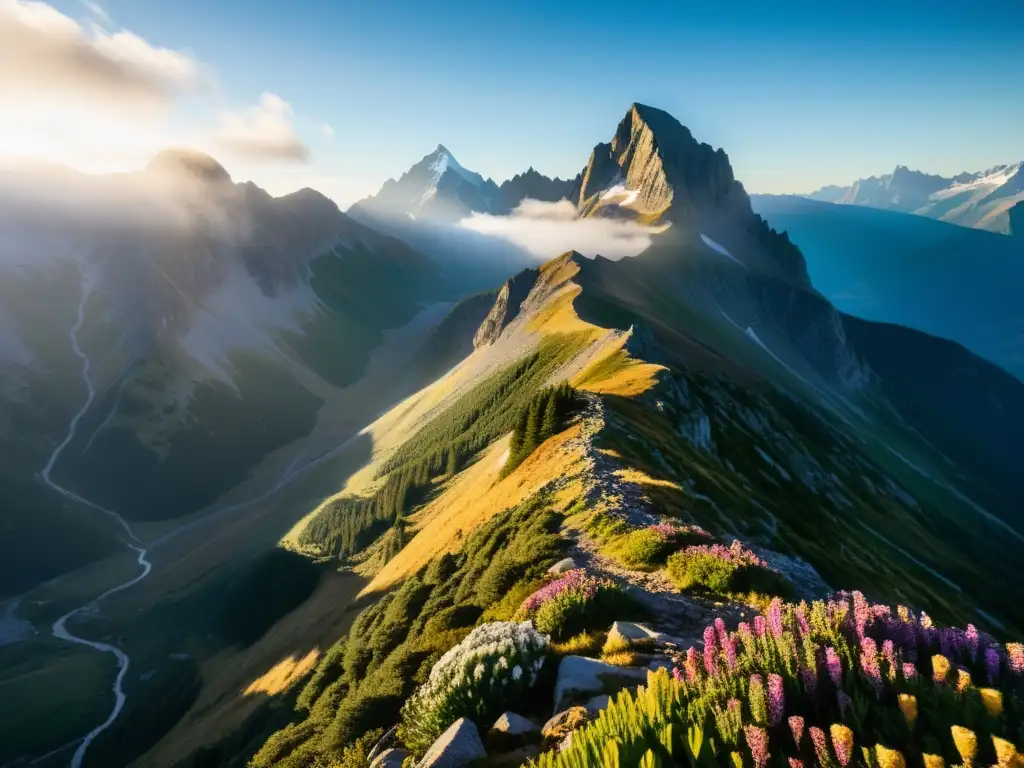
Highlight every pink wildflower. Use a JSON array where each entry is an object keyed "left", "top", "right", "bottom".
[
  {"left": 825, "top": 646, "right": 842, "bottom": 686},
  {"left": 860, "top": 637, "right": 883, "bottom": 696},
  {"left": 520, "top": 569, "right": 606, "bottom": 614},
  {"left": 768, "top": 674, "right": 784, "bottom": 726},
  {"left": 788, "top": 760, "right": 804, "bottom": 768},
  {"left": 965, "top": 624, "right": 980, "bottom": 661},
  {"left": 754, "top": 615, "right": 767, "bottom": 638},
  {"left": 1008, "top": 643, "right": 1024, "bottom": 674},
  {"left": 767, "top": 598, "right": 784, "bottom": 638},
  {"left": 788, "top": 715, "right": 805, "bottom": 748},
  {"left": 902, "top": 662, "right": 917, "bottom": 680},
  {"left": 744, "top": 725, "right": 770, "bottom": 768},
  {"left": 809, "top": 727, "right": 829, "bottom": 765},
  {"left": 795, "top": 604, "right": 810, "bottom": 637},
  {"left": 852, "top": 591, "right": 870, "bottom": 638},
  {"left": 882, "top": 639, "right": 898, "bottom": 680},
  {"left": 715, "top": 616, "right": 729, "bottom": 645},
  {"left": 724, "top": 635, "right": 738, "bottom": 670},
  {"left": 685, "top": 647, "right": 700, "bottom": 683}
]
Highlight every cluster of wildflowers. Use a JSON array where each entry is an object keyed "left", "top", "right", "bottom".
[
  {"left": 399, "top": 621, "right": 548, "bottom": 754},
  {"left": 517, "top": 568, "right": 626, "bottom": 639},
  {"left": 538, "top": 593, "right": 1024, "bottom": 767},
  {"left": 666, "top": 539, "right": 787, "bottom": 595},
  {"left": 647, "top": 521, "right": 714, "bottom": 546}
]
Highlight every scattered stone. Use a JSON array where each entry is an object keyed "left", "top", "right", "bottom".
[
  {"left": 370, "top": 748, "right": 409, "bottom": 768},
  {"left": 647, "top": 658, "right": 673, "bottom": 673},
  {"left": 553, "top": 655, "right": 647, "bottom": 712},
  {"left": 486, "top": 712, "right": 540, "bottom": 751},
  {"left": 548, "top": 557, "right": 577, "bottom": 574},
  {"left": 417, "top": 718, "right": 485, "bottom": 768},
  {"left": 583, "top": 694, "right": 610, "bottom": 713},
  {"left": 541, "top": 706, "right": 591, "bottom": 749},
  {"left": 607, "top": 621, "right": 687, "bottom": 648},
  {"left": 366, "top": 726, "right": 399, "bottom": 765}
]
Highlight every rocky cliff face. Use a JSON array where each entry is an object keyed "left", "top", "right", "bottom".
[
  {"left": 576, "top": 105, "right": 811, "bottom": 287},
  {"left": 497, "top": 167, "right": 580, "bottom": 211},
  {"left": 473, "top": 268, "right": 541, "bottom": 348}
]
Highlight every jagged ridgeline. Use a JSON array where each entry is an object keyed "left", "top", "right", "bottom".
[{"left": 296, "top": 335, "right": 589, "bottom": 560}]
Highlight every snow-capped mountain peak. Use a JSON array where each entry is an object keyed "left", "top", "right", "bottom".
[{"left": 428, "top": 145, "right": 485, "bottom": 188}]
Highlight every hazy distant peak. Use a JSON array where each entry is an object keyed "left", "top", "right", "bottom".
[{"left": 146, "top": 148, "right": 233, "bottom": 185}]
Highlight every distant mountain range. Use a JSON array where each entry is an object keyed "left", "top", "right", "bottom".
[
  {"left": 751, "top": 194, "right": 1024, "bottom": 381},
  {"left": 805, "top": 161, "right": 1024, "bottom": 233}
]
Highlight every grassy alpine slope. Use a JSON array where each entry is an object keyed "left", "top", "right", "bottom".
[{"left": 243, "top": 248, "right": 1023, "bottom": 768}]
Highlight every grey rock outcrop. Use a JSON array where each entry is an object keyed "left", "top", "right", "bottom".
[{"left": 417, "top": 718, "right": 486, "bottom": 768}]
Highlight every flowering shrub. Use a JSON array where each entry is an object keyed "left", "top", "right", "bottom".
[
  {"left": 537, "top": 593, "right": 1024, "bottom": 767},
  {"left": 666, "top": 539, "right": 789, "bottom": 596},
  {"left": 610, "top": 522, "right": 714, "bottom": 569},
  {"left": 517, "top": 568, "right": 633, "bottom": 640},
  {"left": 398, "top": 621, "right": 548, "bottom": 754}
]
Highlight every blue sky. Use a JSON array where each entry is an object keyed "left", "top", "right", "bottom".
[{"left": 22, "top": 0, "right": 1024, "bottom": 206}]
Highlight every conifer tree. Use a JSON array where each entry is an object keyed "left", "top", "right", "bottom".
[
  {"left": 445, "top": 446, "right": 459, "bottom": 477},
  {"left": 524, "top": 398, "right": 543, "bottom": 453},
  {"left": 542, "top": 389, "right": 560, "bottom": 436}
]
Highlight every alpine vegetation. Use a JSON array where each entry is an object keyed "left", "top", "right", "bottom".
[
  {"left": 538, "top": 593, "right": 1024, "bottom": 767},
  {"left": 398, "top": 621, "right": 549, "bottom": 754},
  {"left": 515, "top": 569, "right": 633, "bottom": 640}
]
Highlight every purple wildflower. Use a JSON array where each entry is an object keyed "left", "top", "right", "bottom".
[
  {"left": 724, "top": 635, "right": 738, "bottom": 670},
  {"left": 825, "top": 646, "right": 842, "bottom": 687},
  {"left": 715, "top": 616, "right": 729, "bottom": 645},
  {"left": 939, "top": 628, "right": 956, "bottom": 660},
  {"left": 809, "top": 727, "right": 829, "bottom": 765},
  {"left": 800, "top": 665, "right": 817, "bottom": 694},
  {"left": 520, "top": 569, "right": 606, "bottom": 614},
  {"left": 795, "top": 604, "right": 810, "bottom": 637},
  {"left": 767, "top": 598, "right": 784, "bottom": 638},
  {"left": 754, "top": 615, "right": 767, "bottom": 638},
  {"left": 965, "top": 624, "right": 980, "bottom": 661},
  {"left": 744, "top": 725, "right": 770, "bottom": 768},
  {"left": 768, "top": 674, "right": 784, "bottom": 726},
  {"left": 985, "top": 646, "right": 1001, "bottom": 684},
  {"left": 788, "top": 715, "right": 805, "bottom": 748},
  {"left": 837, "top": 690, "right": 852, "bottom": 718},
  {"left": 704, "top": 640, "right": 718, "bottom": 676}
]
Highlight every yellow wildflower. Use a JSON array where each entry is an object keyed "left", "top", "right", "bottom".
[
  {"left": 897, "top": 694, "right": 917, "bottom": 729},
  {"left": 730, "top": 751, "right": 744, "bottom": 768},
  {"left": 980, "top": 688, "right": 1004, "bottom": 717},
  {"left": 992, "top": 736, "right": 1016, "bottom": 766},
  {"left": 830, "top": 724, "right": 854, "bottom": 766},
  {"left": 951, "top": 725, "right": 978, "bottom": 765},
  {"left": 957, "top": 669, "right": 973, "bottom": 692},
  {"left": 898, "top": 605, "right": 911, "bottom": 622},
  {"left": 875, "top": 745, "right": 907, "bottom": 768},
  {"left": 922, "top": 755, "right": 945, "bottom": 768},
  {"left": 932, "top": 654, "right": 951, "bottom": 683}
]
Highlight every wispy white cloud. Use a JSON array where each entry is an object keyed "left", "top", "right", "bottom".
[
  {"left": 0, "top": 0, "right": 198, "bottom": 111},
  {"left": 459, "top": 198, "right": 667, "bottom": 260},
  {"left": 81, "top": 0, "right": 110, "bottom": 25},
  {"left": 212, "top": 92, "right": 310, "bottom": 163},
  {"left": 320, "top": 123, "right": 336, "bottom": 139}
]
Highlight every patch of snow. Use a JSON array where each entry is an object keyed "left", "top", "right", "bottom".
[
  {"left": 930, "top": 162, "right": 1022, "bottom": 200},
  {"left": 700, "top": 234, "right": 746, "bottom": 268},
  {"left": 600, "top": 184, "right": 640, "bottom": 207},
  {"left": 430, "top": 147, "right": 485, "bottom": 187},
  {"left": 177, "top": 265, "right": 317, "bottom": 388}
]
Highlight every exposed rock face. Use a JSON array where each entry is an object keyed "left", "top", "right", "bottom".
[
  {"left": 417, "top": 717, "right": 486, "bottom": 768},
  {"left": 576, "top": 104, "right": 811, "bottom": 286},
  {"left": 498, "top": 167, "right": 580, "bottom": 210},
  {"left": 472, "top": 267, "right": 541, "bottom": 348},
  {"left": 552, "top": 655, "right": 647, "bottom": 712}
]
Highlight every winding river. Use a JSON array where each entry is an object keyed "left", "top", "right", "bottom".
[{"left": 41, "top": 288, "right": 152, "bottom": 768}]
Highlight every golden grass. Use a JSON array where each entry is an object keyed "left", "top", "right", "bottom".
[
  {"left": 613, "top": 468, "right": 684, "bottom": 491},
  {"left": 360, "top": 422, "right": 590, "bottom": 597},
  {"left": 243, "top": 649, "right": 320, "bottom": 696},
  {"left": 572, "top": 332, "right": 665, "bottom": 397}
]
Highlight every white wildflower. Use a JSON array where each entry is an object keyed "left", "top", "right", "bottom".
[{"left": 513, "top": 665, "right": 523, "bottom": 681}]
